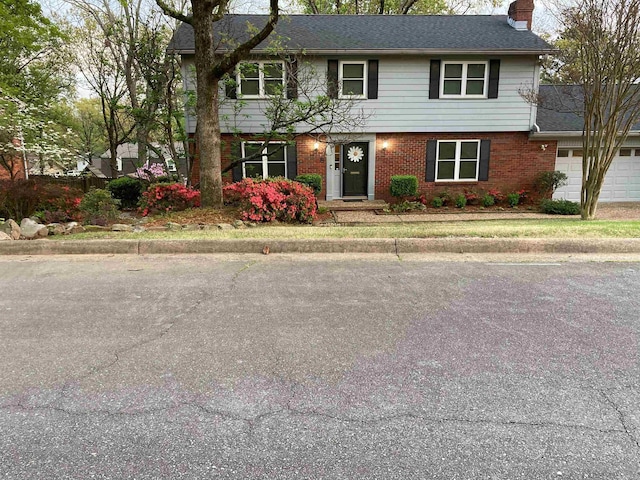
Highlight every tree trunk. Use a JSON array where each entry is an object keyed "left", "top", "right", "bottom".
[
  {"left": 581, "top": 173, "right": 602, "bottom": 220},
  {"left": 193, "top": 3, "right": 223, "bottom": 207}
]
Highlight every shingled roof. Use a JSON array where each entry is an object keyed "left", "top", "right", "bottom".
[{"left": 168, "top": 14, "right": 553, "bottom": 55}]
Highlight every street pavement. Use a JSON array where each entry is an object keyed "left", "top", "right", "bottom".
[{"left": 1, "top": 254, "right": 639, "bottom": 479}]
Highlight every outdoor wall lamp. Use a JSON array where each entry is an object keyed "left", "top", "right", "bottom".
[
  {"left": 382, "top": 141, "right": 389, "bottom": 150},
  {"left": 313, "top": 141, "right": 320, "bottom": 151}
]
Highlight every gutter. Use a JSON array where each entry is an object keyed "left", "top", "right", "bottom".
[
  {"left": 169, "top": 48, "right": 556, "bottom": 56},
  {"left": 530, "top": 130, "right": 640, "bottom": 139}
]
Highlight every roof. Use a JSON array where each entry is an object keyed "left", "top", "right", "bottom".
[
  {"left": 168, "top": 14, "right": 553, "bottom": 55},
  {"left": 536, "top": 85, "right": 640, "bottom": 133},
  {"left": 100, "top": 143, "right": 185, "bottom": 159}
]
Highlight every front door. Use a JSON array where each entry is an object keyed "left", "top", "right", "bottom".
[{"left": 342, "top": 142, "right": 368, "bottom": 197}]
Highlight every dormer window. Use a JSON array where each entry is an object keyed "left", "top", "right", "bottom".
[
  {"left": 440, "top": 61, "right": 488, "bottom": 98},
  {"left": 237, "top": 61, "right": 285, "bottom": 98}
]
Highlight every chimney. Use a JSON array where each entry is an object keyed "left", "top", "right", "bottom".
[{"left": 508, "top": 0, "right": 534, "bottom": 31}]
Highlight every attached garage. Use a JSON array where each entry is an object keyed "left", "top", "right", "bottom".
[{"left": 553, "top": 147, "right": 640, "bottom": 202}]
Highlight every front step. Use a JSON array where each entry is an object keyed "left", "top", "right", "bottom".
[{"left": 318, "top": 200, "right": 388, "bottom": 211}]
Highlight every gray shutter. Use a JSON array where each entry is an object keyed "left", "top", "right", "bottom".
[
  {"left": 488, "top": 60, "right": 500, "bottom": 99},
  {"left": 429, "top": 60, "right": 441, "bottom": 99},
  {"left": 225, "top": 75, "right": 237, "bottom": 99},
  {"left": 286, "top": 144, "right": 297, "bottom": 179},
  {"left": 425, "top": 140, "right": 437, "bottom": 182},
  {"left": 231, "top": 142, "right": 242, "bottom": 182},
  {"left": 479, "top": 140, "right": 491, "bottom": 181},
  {"left": 367, "top": 60, "right": 379, "bottom": 99},
  {"left": 327, "top": 59, "right": 339, "bottom": 99},
  {"left": 286, "top": 58, "right": 298, "bottom": 99}
]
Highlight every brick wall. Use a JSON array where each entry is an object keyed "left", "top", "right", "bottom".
[
  {"left": 189, "top": 132, "right": 557, "bottom": 202},
  {"left": 374, "top": 132, "right": 557, "bottom": 202}
]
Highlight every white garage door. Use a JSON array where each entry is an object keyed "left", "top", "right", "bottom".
[{"left": 554, "top": 147, "right": 640, "bottom": 202}]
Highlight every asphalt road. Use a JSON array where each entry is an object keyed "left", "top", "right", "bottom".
[{"left": 1, "top": 254, "right": 639, "bottom": 479}]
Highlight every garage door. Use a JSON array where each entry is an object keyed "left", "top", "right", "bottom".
[{"left": 554, "top": 147, "right": 640, "bottom": 202}]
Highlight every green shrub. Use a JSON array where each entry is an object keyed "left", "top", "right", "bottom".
[
  {"left": 507, "top": 192, "right": 521, "bottom": 207},
  {"left": 390, "top": 175, "right": 418, "bottom": 198},
  {"left": 79, "top": 188, "right": 120, "bottom": 225},
  {"left": 534, "top": 170, "right": 568, "bottom": 197},
  {"left": 295, "top": 174, "right": 322, "bottom": 195},
  {"left": 481, "top": 193, "right": 495, "bottom": 207},
  {"left": 454, "top": 193, "right": 467, "bottom": 208},
  {"left": 431, "top": 196, "right": 444, "bottom": 208},
  {"left": 540, "top": 199, "right": 580, "bottom": 215},
  {"left": 107, "top": 177, "right": 145, "bottom": 209}
]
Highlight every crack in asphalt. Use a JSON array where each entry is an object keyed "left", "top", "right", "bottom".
[
  {"left": 0, "top": 400, "right": 627, "bottom": 438},
  {"left": 597, "top": 388, "right": 640, "bottom": 450},
  {"left": 229, "top": 260, "right": 257, "bottom": 292}
]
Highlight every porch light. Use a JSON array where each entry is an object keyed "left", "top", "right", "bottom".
[
  {"left": 313, "top": 141, "right": 320, "bottom": 151},
  {"left": 382, "top": 141, "right": 389, "bottom": 150}
]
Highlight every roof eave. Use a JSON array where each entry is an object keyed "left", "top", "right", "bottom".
[
  {"left": 530, "top": 130, "right": 640, "bottom": 139},
  {"left": 169, "top": 48, "right": 555, "bottom": 56}
]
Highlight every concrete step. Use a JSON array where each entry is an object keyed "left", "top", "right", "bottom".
[{"left": 319, "top": 200, "right": 388, "bottom": 211}]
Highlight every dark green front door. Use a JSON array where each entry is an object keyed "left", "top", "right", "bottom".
[{"left": 342, "top": 142, "right": 368, "bottom": 197}]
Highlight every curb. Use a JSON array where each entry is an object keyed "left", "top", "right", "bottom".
[{"left": 2, "top": 237, "right": 640, "bottom": 255}]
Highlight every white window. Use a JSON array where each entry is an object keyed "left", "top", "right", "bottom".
[
  {"left": 339, "top": 61, "right": 367, "bottom": 98},
  {"left": 237, "top": 61, "right": 285, "bottom": 98},
  {"left": 436, "top": 140, "right": 480, "bottom": 181},
  {"left": 242, "top": 142, "right": 287, "bottom": 179},
  {"left": 167, "top": 159, "right": 177, "bottom": 172},
  {"left": 440, "top": 61, "right": 488, "bottom": 98},
  {"left": 557, "top": 149, "right": 570, "bottom": 157}
]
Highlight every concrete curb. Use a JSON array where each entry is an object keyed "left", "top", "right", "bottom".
[{"left": 2, "top": 237, "right": 640, "bottom": 255}]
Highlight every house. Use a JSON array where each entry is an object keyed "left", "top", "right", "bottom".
[
  {"left": 97, "top": 143, "right": 188, "bottom": 179},
  {"left": 170, "top": 0, "right": 560, "bottom": 201},
  {"left": 535, "top": 85, "right": 640, "bottom": 202},
  {"left": 0, "top": 138, "right": 27, "bottom": 181}
]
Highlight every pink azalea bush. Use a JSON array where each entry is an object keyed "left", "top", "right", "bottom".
[
  {"left": 136, "top": 162, "right": 167, "bottom": 181},
  {"left": 223, "top": 178, "right": 317, "bottom": 223},
  {"left": 139, "top": 183, "right": 200, "bottom": 216}
]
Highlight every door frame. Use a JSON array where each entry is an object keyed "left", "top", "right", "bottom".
[{"left": 325, "top": 134, "right": 377, "bottom": 200}]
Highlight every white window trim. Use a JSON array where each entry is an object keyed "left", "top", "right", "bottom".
[
  {"left": 440, "top": 61, "right": 489, "bottom": 99},
  {"left": 435, "top": 139, "right": 480, "bottom": 182},
  {"left": 237, "top": 60, "right": 285, "bottom": 99},
  {"left": 338, "top": 60, "right": 367, "bottom": 99},
  {"left": 241, "top": 141, "right": 287, "bottom": 179}
]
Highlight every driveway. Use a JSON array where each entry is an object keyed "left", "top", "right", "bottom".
[{"left": 1, "top": 255, "right": 639, "bottom": 478}]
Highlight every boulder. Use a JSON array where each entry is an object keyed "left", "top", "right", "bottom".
[
  {"left": 216, "top": 223, "right": 234, "bottom": 230},
  {"left": 182, "top": 224, "right": 202, "bottom": 231},
  {"left": 232, "top": 220, "right": 245, "bottom": 229},
  {"left": 0, "top": 219, "right": 21, "bottom": 240},
  {"left": 20, "top": 218, "right": 48, "bottom": 239},
  {"left": 132, "top": 226, "right": 146, "bottom": 233},
  {"left": 84, "top": 225, "right": 109, "bottom": 232},
  {"left": 166, "top": 222, "right": 182, "bottom": 231},
  {"left": 111, "top": 224, "right": 134, "bottom": 232},
  {"left": 65, "top": 222, "right": 85, "bottom": 234},
  {"left": 0, "top": 231, "right": 11, "bottom": 241},
  {"left": 46, "top": 223, "right": 66, "bottom": 236}
]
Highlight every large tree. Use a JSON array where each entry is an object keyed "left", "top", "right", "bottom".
[
  {"left": 296, "top": 0, "right": 499, "bottom": 15},
  {"left": 553, "top": 0, "right": 640, "bottom": 219},
  {"left": 156, "top": 0, "right": 280, "bottom": 207}
]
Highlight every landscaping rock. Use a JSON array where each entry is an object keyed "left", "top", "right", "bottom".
[
  {"left": 246, "top": 222, "right": 258, "bottom": 228},
  {"left": 84, "top": 225, "right": 109, "bottom": 232},
  {"left": 166, "top": 222, "right": 182, "bottom": 231},
  {"left": 233, "top": 220, "right": 245, "bottom": 228},
  {"left": 65, "top": 222, "right": 86, "bottom": 234},
  {"left": 216, "top": 223, "right": 234, "bottom": 230},
  {"left": 20, "top": 218, "right": 48, "bottom": 239},
  {"left": 0, "top": 219, "right": 21, "bottom": 240},
  {"left": 132, "top": 226, "right": 146, "bottom": 233},
  {"left": 0, "top": 231, "right": 12, "bottom": 241},
  {"left": 46, "top": 223, "right": 66, "bottom": 236},
  {"left": 111, "top": 224, "right": 134, "bottom": 232},
  {"left": 182, "top": 224, "right": 202, "bottom": 231}
]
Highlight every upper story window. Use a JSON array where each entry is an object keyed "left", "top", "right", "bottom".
[
  {"left": 237, "top": 61, "right": 285, "bottom": 98},
  {"left": 436, "top": 140, "right": 480, "bottom": 181},
  {"left": 242, "top": 142, "right": 287, "bottom": 179},
  {"left": 440, "top": 61, "right": 488, "bottom": 98},
  {"left": 339, "top": 61, "right": 367, "bottom": 98}
]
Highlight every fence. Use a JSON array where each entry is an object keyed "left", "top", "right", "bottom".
[{"left": 30, "top": 175, "right": 113, "bottom": 192}]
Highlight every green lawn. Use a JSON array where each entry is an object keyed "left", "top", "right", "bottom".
[{"left": 66, "top": 219, "right": 640, "bottom": 240}]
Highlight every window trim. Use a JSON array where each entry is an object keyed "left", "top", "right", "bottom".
[
  {"left": 241, "top": 141, "right": 287, "bottom": 179},
  {"left": 236, "top": 60, "right": 286, "bottom": 99},
  {"left": 435, "top": 139, "right": 480, "bottom": 182},
  {"left": 439, "top": 61, "right": 489, "bottom": 99},
  {"left": 338, "top": 60, "right": 367, "bottom": 99}
]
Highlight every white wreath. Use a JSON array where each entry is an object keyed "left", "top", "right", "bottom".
[{"left": 347, "top": 146, "right": 364, "bottom": 162}]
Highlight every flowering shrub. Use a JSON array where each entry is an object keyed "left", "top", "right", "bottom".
[
  {"left": 463, "top": 188, "right": 480, "bottom": 204},
  {"left": 37, "top": 184, "right": 83, "bottom": 222},
  {"left": 486, "top": 188, "right": 504, "bottom": 203},
  {"left": 139, "top": 183, "right": 200, "bottom": 216},
  {"left": 136, "top": 162, "right": 167, "bottom": 181},
  {"left": 223, "top": 178, "right": 317, "bottom": 223}
]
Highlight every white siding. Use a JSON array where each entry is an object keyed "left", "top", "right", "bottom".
[{"left": 183, "top": 55, "right": 538, "bottom": 134}]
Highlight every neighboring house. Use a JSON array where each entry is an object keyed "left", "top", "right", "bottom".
[
  {"left": 535, "top": 85, "right": 640, "bottom": 202},
  {"left": 98, "top": 143, "right": 187, "bottom": 179},
  {"left": 170, "top": 0, "right": 561, "bottom": 201},
  {"left": 0, "top": 138, "right": 27, "bottom": 181}
]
